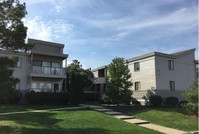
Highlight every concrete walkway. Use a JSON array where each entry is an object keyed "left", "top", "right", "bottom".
[
  {"left": 0, "top": 106, "right": 84, "bottom": 116},
  {"left": 84, "top": 104, "right": 190, "bottom": 134}
]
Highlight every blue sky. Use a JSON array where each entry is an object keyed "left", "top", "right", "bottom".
[{"left": 21, "top": 0, "right": 198, "bottom": 69}]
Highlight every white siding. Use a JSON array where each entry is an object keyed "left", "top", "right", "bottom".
[
  {"left": 155, "top": 52, "right": 196, "bottom": 91},
  {"left": 92, "top": 70, "right": 98, "bottom": 78},
  {"left": 0, "top": 52, "right": 30, "bottom": 91},
  {"left": 128, "top": 57, "right": 156, "bottom": 91}
]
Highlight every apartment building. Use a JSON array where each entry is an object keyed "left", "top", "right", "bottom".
[
  {"left": 92, "top": 49, "right": 196, "bottom": 103},
  {"left": 0, "top": 38, "right": 68, "bottom": 94}
]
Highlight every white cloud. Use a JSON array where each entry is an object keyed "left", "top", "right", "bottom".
[
  {"left": 81, "top": 6, "right": 197, "bottom": 33},
  {"left": 23, "top": 16, "right": 73, "bottom": 41},
  {"left": 21, "top": 0, "right": 53, "bottom": 5}
]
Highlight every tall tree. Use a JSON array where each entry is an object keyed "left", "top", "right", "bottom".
[
  {"left": 104, "top": 57, "right": 133, "bottom": 105},
  {"left": 0, "top": 56, "right": 20, "bottom": 103},
  {"left": 67, "top": 60, "right": 93, "bottom": 105},
  {"left": 0, "top": 0, "right": 31, "bottom": 103},
  {"left": 0, "top": 0, "right": 32, "bottom": 52}
]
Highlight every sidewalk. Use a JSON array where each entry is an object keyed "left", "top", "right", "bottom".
[{"left": 84, "top": 104, "right": 191, "bottom": 134}]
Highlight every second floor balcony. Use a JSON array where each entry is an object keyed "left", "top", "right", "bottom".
[
  {"left": 92, "top": 77, "right": 106, "bottom": 84},
  {"left": 31, "top": 66, "right": 66, "bottom": 78}
]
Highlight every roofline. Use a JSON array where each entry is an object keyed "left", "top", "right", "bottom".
[
  {"left": 28, "top": 38, "right": 65, "bottom": 48},
  {"left": 171, "top": 48, "right": 196, "bottom": 56},
  {"left": 91, "top": 65, "right": 107, "bottom": 72},
  {"left": 31, "top": 52, "right": 68, "bottom": 59},
  {"left": 126, "top": 51, "right": 175, "bottom": 63}
]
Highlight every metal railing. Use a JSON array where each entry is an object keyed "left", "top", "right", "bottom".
[{"left": 32, "top": 66, "right": 66, "bottom": 76}]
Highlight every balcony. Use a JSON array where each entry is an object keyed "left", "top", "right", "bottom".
[
  {"left": 31, "top": 66, "right": 66, "bottom": 78},
  {"left": 92, "top": 77, "right": 106, "bottom": 84}
]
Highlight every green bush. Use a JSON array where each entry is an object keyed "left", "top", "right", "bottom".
[
  {"left": 166, "top": 96, "right": 179, "bottom": 107},
  {"left": 25, "top": 91, "right": 68, "bottom": 105},
  {"left": 132, "top": 98, "right": 141, "bottom": 106},
  {"left": 183, "top": 102, "right": 198, "bottom": 116},
  {"left": 120, "top": 89, "right": 133, "bottom": 105},
  {"left": 0, "top": 82, "right": 21, "bottom": 104},
  {"left": 183, "top": 82, "right": 198, "bottom": 116},
  {"left": 101, "top": 93, "right": 112, "bottom": 104},
  {"left": 149, "top": 95, "right": 162, "bottom": 107},
  {"left": 83, "top": 91, "right": 99, "bottom": 102}
]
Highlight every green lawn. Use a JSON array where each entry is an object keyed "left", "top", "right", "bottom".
[
  {"left": 127, "top": 108, "right": 198, "bottom": 131},
  {"left": 0, "top": 107, "right": 161, "bottom": 134},
  {"left": 0, "top": 105, "right": 68, "bottom": 113}
]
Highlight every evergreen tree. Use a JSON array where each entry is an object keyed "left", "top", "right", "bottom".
[{"left": 104, "top": 57, "right": 133, "bottom": 105}]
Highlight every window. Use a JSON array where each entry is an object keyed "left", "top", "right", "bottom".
[
  {"left": 52, "top": 62, "right": 61, "bottom": 68},
  {"left": 42, "top": 61, "right": 51, "bottom": 74},
  {"left": 16, "top": 58, "right": 22, "bottom": 68},
  {"left": 33, "top": 60, "right": 42, "bottom": 66},
  {"left": 15, "top": 82, "right": 20, "bottom": 90},
  {"left": 169, "top": 81, "right": 175, "bottom": 91},
  {"left": 42, "top": 61, "right": 51, "bottom": 67},
  {"left": 135, "top": 82, "right": 141, "bottom": 91},
  {"left": 168, "top": 60, "right": 174, "bottom": 70},
  {"left": 134, "top": 62, "right": 140, "bottom": 71}
]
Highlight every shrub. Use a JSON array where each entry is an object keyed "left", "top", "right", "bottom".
[
  {"left": 183, "top": 82, "right": 198, "bottom": 116},
  {"left": 83, "top": 91, "right": 99, "bottom": 101},
  {"left": 25, "top": 92, "right": 68, "bottom": 105},
  {"left": 177, "top": 100, "right": 188, "bottom": 108},
  {"left": 166, "top": 96, "right": 179, "bottom": 107},
  {"left": 0, "top": 82, "right": 21, "bottom": 104},
  {"left": 149, "top": 95, "right": 162, "bottom": 107},
  {"left": 183, "top": 102, "right": 198, "bottom": 116},
  {"left": 101, "top": 94, "right": 112, "bottom": 104},
  {"left": 120, "top": 89, "right": 133, "bottom": 105},
  {"left": 131, "top": 98, "right": 141, "bottom": 106}
]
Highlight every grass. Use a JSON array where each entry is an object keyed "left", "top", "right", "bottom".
[
  {"left": 0, "top": 105, "right": 161, "bottom": 134},
  {"left": 127, "top": 107, "right": 198, "bottom": 131},
  {"left": 0, "top": 105, "right": 69, "bottom": 113}
]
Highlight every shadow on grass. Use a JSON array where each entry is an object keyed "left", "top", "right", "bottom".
[
  {"left": 0, "top": 111, "right": 61, "bottom": 129},
  {"left": 0, "top": 126, "right": 113, "bottom": 134}
]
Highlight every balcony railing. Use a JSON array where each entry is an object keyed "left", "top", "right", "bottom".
[{"left": 32, "top": 66, "right": 66, "bottom": 76}]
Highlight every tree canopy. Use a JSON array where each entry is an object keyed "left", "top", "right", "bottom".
[
  {"left": 0, "top": 0, "right": 32, "bottom": 52},
  {"left": 104, "top": 57, "right": 133, "bottom": 105},
  {"left": 67, "top": 60, "right": 93, "bottom": 105}
]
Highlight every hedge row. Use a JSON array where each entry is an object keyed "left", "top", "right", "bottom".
[
  {"left": 149, "top": 95, "right": 179, "bottom": 107},
  {"left": 25, "top": 92, "right": 69, "bottom": 105},
  {"left": 83, "top": 91, "right": 100, "bottom": 101},
  {"left": 0, "top": 82, "right": 21, "bottom": 104}
]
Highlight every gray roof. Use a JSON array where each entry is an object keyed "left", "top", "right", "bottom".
[
  {"left": 28, "top": 38, "right": 65, "bottom": 48},
  {"left": 91, "top": 65, "right": 107, "bottom": 72},
  {"left": 91, "top": 48, "right": 196, "bottom": 71}
]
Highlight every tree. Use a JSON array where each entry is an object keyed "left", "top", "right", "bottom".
[
  {"left": 0, "top": 0, "right": 32, "bottom": 52},
  {"left": 0, "top": 57, "right": 21, "bottom": 103},
  {"left": 0, "top": 0, "right": 31, "bottom": 103},
  {"left": 104, "top": 57, "right": 133, "bottom": 105},
  {"left": 183, "top": 82, "right": 198, "bottom": 116},
  {"left": 67, "top": 60, "right": 93, "bottom": 105}
]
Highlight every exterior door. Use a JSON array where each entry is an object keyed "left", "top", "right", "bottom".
[{"left": 54, "top": 83, "right": 59, "bottom": 92}]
